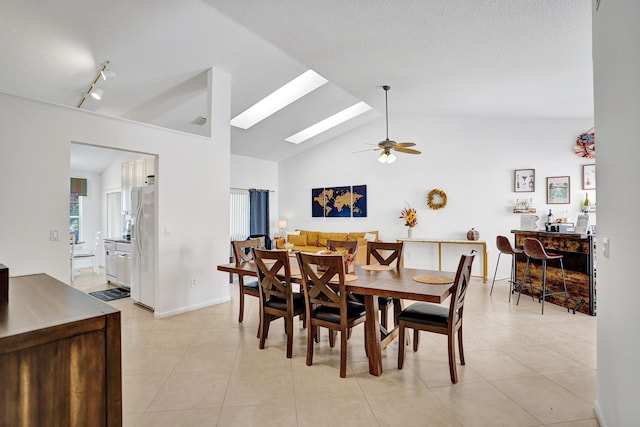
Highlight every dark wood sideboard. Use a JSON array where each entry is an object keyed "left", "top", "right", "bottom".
[
  {"left": 511, "top": 230, "right": 596, "bottom": 315},
  {"left": 0, "top": 274, "right": 122, "bottom": 426}
]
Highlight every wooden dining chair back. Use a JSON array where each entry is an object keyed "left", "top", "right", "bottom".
[
  {"left": 327, "top": 239, "right": 358, "bottom": 272},
  {"left": 231, "top": 239, "right": 262, "bottom": 323},
  {"left": 397, "top": 251, "right": 476, "bottom": 383},
  {"left": 295, "top": 252, "right": 366, "bottom": 378},
  {"left": 253, "top": 248, "right": 305, "bottom": 358},
  {"left": 364, "top": 241, "right": 404, "bottom": 329},
  {"left": 366, "top": 241, "right": 403, "bottom": 272}
]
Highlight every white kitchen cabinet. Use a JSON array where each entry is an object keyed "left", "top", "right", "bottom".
[
  {"left": 121, "top": 162, "right": 133, "bottom": 214},
  {"left": 105, "top": 240, "right": 118, "bottom": 283},
  {"left": 121, "top": 157, "right": 155, "bottom": 214}
]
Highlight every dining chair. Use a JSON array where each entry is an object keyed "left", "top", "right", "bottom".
[
  {"left": 253, "top": 248, "right": 305, "bottom": 358},
  {"left": 365, "top": 241, "right": 404, "bottom": 329},
  {"left": 397, "top": 251, "right": 475, "bottom": 384},
  {"left": 71, "top": 231, "right": 101, "bottom": 283},
  {"left": 296, "top": 251, "right": 366, "bottom": 378},
  {"left": 231, "top": 239, "right": 263, "bottom": 323},
  {"left": 327, "top": 239, "right": 358, "bottom": 270}
]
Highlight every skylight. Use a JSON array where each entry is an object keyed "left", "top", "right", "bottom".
[
  {"left": 230, "top": 70, "right": 328, "bottom": 129},
  {"left": 285, "top": 101, "right": 372, "bottom": 144}
]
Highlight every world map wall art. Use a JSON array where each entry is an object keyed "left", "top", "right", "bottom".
[{"left": 312, "top": 185, "right": 367, "bottom": 218}]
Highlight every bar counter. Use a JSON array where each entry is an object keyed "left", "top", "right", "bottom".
[{"left": 511, "top": 230, "right": 596, "bottom": 315}]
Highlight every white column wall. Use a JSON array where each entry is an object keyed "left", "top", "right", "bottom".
[
  {"left": 0, "top": 67, "right": 231, "bottom": 317},
  {"left": 593, "top": 2, "right": 640, "bottom": 426}
]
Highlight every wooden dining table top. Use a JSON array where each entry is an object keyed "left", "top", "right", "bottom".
[{"left": 217, "top": 261, "right": 455, "bottom": 304}]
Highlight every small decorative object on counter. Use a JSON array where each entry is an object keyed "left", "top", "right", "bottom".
[
  {"left": 582, "top": 193, "right": 591, "bottom": 214},
  {"left": 466, "top": 228, "right": 479, "bottom": 241}
]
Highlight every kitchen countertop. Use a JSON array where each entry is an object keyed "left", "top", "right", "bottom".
[{"left": 104, "top": 237, "right": 131, "bottom": 243}]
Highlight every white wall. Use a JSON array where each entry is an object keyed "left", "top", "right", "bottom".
[
  {"left": 279, "top": 115, "right": 594, "bottom": 278},
  {"left": 593, "top": 2, "right": 640, "bottom": 426},
  {"left": 230, "top": 154, "right": 279, "bottom": 236},
  {"left": 0, "top": 68, "right": 231, "bottom": 318}
]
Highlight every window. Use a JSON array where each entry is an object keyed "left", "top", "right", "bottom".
[
  {"left": 229, "top": 190, "right": 249, "bottom": 241},
  {"left": 70, "top": 193, "right": 82, "bottom": 242}
]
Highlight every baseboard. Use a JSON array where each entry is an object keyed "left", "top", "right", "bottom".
[
  {"left": 153, "top": 295, "right": 231, "bottom": 318},
  {"left": 594, "top": 398, "right": 607, "bottom": 427}
]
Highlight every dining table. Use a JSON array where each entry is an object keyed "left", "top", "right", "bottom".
[{"left": 217, "top": 256, "right": 456, "bottom": 376}]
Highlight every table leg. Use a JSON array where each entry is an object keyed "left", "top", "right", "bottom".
[{"left": 364, "top": 294, "right": 382, "bottom": 376}]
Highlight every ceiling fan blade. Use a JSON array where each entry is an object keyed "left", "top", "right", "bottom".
[
  {"left": 393, "top": 147, "right": 421, "bottom": 154},
  {"left": 395, "top": 142, "right": 416, "bottom": 148},
  {"left": 353, "top": 148, "right": 382, "bottom": 153}
]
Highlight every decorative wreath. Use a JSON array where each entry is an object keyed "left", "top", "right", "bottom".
[{"left": 427, "top": 188, "right": 447, "bottom": 210}]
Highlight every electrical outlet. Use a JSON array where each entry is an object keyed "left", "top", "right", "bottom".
[
  {"left": 49, "top": 229, "right": 59, "bottom": 241},
  {"left": 190, "top": 278, "right": 197, "bottom": 288}
]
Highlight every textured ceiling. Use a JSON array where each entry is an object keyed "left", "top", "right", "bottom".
[{"left": 1, "top": 0, "right": 593, "bottom": 169}]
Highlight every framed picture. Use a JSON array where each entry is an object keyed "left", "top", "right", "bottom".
[
  {"left": 514, "top": 169, "right": 535, "bottom": 192},
  {"left": 583, "top": 164, "right": 596, "bottom": 190},
  {"left": 547, "top": 176, "right": 571, "bottom": 204}
]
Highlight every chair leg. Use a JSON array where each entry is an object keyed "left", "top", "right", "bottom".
[
  {"left": 543, "top": 260, "right": 548, "bottom": 314},
  {"left": 413, "top": 330, "right": 419, "bottom": 352},
  {"left": 458, "top": 327, "right": 465, "bottom": 365},
  {"left": 259, "top": 314, "right": 269, "bottom": 349},
  {"left": 380, "top": 304, "right": 388, "bottom": 330},
  {"left": 339, "top": 330, "right": 348, "bottom": 378},
  {"left": 398, "top": 322, "right": 406, "bottom": 369},
  {"left": 329, "top": 329, "right": 337, "bottom": 347},
  {"left": 285, "top": 315, "right": 294, "bottom": 358},
  {"left": 447, "top": 333, "right": 459, "bottom": 384},
  {"left": 516, "top": 257, "right": 531, "bottom": 306},
  {"left": 238, "top": 277, "right": 245, "bottom": 323},
  {"left": 490, "top": 252, "right": 502, "bottom": 296},
  {"left": 306, "top": 323, "right": 315, "bottom": 367}
]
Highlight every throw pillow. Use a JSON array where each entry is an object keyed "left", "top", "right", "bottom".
[
  {"left": 364, "top": 232, "right": 377, "bottom": 242},
  {"left": 288, "top": 234, "right": 307, "bottom": 246}
]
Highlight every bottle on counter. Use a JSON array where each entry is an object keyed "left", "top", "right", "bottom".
[{"left": 546, "top": 209, "right": 554, "bottom": 231}]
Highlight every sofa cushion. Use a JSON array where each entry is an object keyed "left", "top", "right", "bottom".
[
  {"left": 275, "top": 238, "right": 285, "bottom": 249},
  {"left": 318, "top": 232, "right": 348, "bottom": 247},
  {"left": 348, "top": 231, "right": 379, "bottom": 247},
  {"left": 288, "top": 234, "right": 307, "bottom": 246},
  {"left": 298, "top": 230, "right": 320, "bottom": 247}
]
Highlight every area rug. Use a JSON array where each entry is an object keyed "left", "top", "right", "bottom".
[{"left": 89, "top": 287, "right": 130, "bottom": 301}]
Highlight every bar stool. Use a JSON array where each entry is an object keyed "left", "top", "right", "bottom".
[
  {"left": 517, "top": 237, "right": 570, "bottom": 314},
  {"left": 490, "top": 235, "right": 524, "bottom": 302}
]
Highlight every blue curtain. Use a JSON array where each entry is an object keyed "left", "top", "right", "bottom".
[{"left": 249, "top": 189, "right": 270, "bottom": 238}]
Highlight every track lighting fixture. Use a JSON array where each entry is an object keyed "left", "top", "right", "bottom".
[{"left": 77, "top": 60, "right": 111, "bottom": 108}]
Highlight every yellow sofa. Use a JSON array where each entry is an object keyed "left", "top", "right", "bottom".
[{"left": 274, "top": 230, "right": 379, "bottom": 265}]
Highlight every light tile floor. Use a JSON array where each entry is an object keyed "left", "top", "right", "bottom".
[{"left": 73, "top": 268, "right": 599, "bottom": 427}]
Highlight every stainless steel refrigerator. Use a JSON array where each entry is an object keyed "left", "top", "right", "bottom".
[{"left": 131, "top": 185, "right": 155, "bottom": 309}]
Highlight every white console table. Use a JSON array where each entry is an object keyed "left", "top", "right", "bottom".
[{"left": 397, "top": 238, "right": 488, "bottom": 283}]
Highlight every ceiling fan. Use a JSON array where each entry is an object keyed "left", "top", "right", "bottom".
[{"left": 357, "top": 85, "right": 421, "bottom": 163}]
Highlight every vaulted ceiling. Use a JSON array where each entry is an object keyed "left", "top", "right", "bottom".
[{"left": 1, "top": 0, "right": 593, "bottom": 168}]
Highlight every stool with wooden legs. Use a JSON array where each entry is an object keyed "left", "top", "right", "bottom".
[{"left": 490, "top": 235, "right": 524, "bottom": 302}]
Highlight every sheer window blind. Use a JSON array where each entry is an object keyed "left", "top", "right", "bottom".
[{"left": 230, "top": 190, "right": 250, "bottom": 241}]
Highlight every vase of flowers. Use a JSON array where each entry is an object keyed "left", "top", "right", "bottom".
[{"left": 399, "top": 204, "right": 417, "bottom": 238}]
